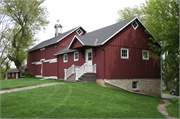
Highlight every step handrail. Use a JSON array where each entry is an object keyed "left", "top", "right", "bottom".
[
  {"left": 64, "top": 64, "right": 75, "bottom": 80},
  {"left": 75, "top": 63, "right": 96, "bottom": 80}
]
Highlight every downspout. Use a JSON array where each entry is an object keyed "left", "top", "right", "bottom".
[{"left": 160, "top": 54, "right": 162, "bottom": 98}]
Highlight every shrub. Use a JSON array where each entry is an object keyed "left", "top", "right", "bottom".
[{"left": 169, "top": 97, "right": 179, "bottom": 104}]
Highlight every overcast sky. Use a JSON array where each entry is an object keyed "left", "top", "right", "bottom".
[{"left": 12, "top": 0, "right": 146, "bottom": 68}]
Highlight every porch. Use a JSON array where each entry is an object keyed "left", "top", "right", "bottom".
[{"left": 64, "top": 63, "right": 96, "bottom": 83}]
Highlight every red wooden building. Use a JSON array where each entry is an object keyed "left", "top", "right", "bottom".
[
  {"left": 7, "top": 65, "right": 27, "bottom": 79},
  {"left": 27, "top": 17, "right": 161, "bottom": 97}
]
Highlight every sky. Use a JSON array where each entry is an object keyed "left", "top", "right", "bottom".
[{"left": 12, "top": 0, "right": 146, "bottom": 68}]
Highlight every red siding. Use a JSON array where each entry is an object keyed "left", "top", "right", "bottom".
[
  {"left": 69, "top": 38, "right": 83, "bottom": 49},
  {"left": 43, "top": 62, "right": 57, "bottom": 76},
  {"left": 7, "top": 72, "right": 21, "bottom": 79},
  {"left": 57, "top": 51, "right": 85, "bottom": 78},
  {"left": 35, "top": 64, "right": 41, "bottom": 75},
  {"left": 45, "top": 45, "right": 57, "bottom": 59},
  {"left": 103, "top": 20, "right": 160, "bottom": 79}
]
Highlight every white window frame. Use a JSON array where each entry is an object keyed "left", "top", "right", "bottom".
[
  {"left": 131, "top": 21, "right": 139, "bottom": 30},
  {"left": 40, "top": 48, "right": 45, "bottom": 51},
  {"left": 74, "top": 52, "right": 79, "bottom": 61},
  {"left": 121, "top": 48, "right": 129, "bottom": 59},
  {"left": 12, "top": 73, "right": 14, "bottom": 77},
  {"left": 76, "top": 29, "right": 83, "bottom": 35},
  {"left": 20, "top": 73, "right": 25, "bottom": 77},
  {"left": 63, "top": 54, "right": 68, "bottom": 63},
  {"left": 142, "top": 50, "right": 149, "bottom": 60},
  {"left": 132, "top": 81, "right": 138, "bottom": 89}
]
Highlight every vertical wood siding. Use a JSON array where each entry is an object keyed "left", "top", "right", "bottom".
[
  {"left": 43, "top": 62, "right": 57, "bottom": 77},
  {"left": 69, "top": 38, "right": 83, "bottom": 49},
  {"left": 104, "top": 20, "right": 160, "bottom": 79}
]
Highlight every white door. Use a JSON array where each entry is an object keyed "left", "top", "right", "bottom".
[
  {"left": 16, "top": 73, "right": 18, "bottom": 79},
  {"left": 85, "top": 48, "right": 93, "bottom": 72}
]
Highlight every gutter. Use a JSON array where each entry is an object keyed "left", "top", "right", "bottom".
[{"left": 104, "top": 79, "right": 157, "bottom": 97}]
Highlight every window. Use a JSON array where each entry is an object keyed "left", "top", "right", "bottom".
[
  {"left": 121, "top": 48, "right": 129, "bottom": 59},
  {"left": 20, "top": 73, "right": 25, "bottom": 77},
  {"left": 142, "top": 50, "right": 149, "bottom": 60},
  {"left": 12, "top": 73, "right": 14, "bottom": 77},
  {"left": 88, "top": 52, "right": 92, "bottom": 61},
  {"left": 63, "top": 54, "right": 68, "bottom": 62},
  {"left": 76, "top": 29, "right": 83, "bottom": 35},
  {"left": 132, "top": 81, "right": 138, "bottom": 89},
  {"left": 8, "top": 73, "right": 10, "bottom": 77},
  {"left": 131, "top": 21, "right": 139, "bottom": 30},
  {"left": 74, "top": 52, "right": 79, "bottom": 61}
]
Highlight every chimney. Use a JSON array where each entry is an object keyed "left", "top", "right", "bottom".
[{"left": 54, "top": 24, "right": 62, "bottom": 37}]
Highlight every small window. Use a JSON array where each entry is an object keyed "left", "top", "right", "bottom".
[
  {"left": 63, "top": 54, "right": 68, "bottom": 63},
  {"left": 88, "top": 52, "right": 92, "bottom": 61},
  {"left": 12, "top": 73, "right": 14, "bottom": 77},
  {"left": 8, "top": 73, "right": 10, "bottom": 77},
  {"left": 20, "top": 73, "right": 25, "bottom": 77},
  {"left": 76, "top": 29, "right": 83, "bottom": 35},
  {"left": 132, "top": 81, "right": 138, "bottom": 89},
  {"left": 142, "top": 50, "right": 149, "bottom": 60},
  {"left": 74, "top": 52, "right": 79, "bottom": 61},
  {"left": 131, "top": 21, "right": 139, "bottom": 30},
  {"left": 121, "top": 48, "right": 129, "bottom": 59}
]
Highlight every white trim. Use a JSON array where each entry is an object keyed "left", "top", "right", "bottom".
[
  {"left": 131, "top": 21, "right": 139, "bottom": 30},
  {"left": 57, "top": 26, "right": 86, "bottom": 43},
  {"left": 8, "top": 73, "right": 10, "bottom": 77},
  {"left": 31, "top": 62, "right": 36, "bottom": 64},
  {"left": 43, "top": 60, "right": 50, "bottom": 62},
  {"left": 20, "top": 73, "right": 25, "bottom": 77},
  {"left": 35, "top": 75, "right": 42, "bottom": 77},
  {"left": 67, "top": 35, "right": 84, "bottom": 49},
  {"left": 40, "top": 59, "right": 45, "bottom": 61},
  {"left": 12, "top": 73, "right": 14, "bottom": 77},
  {"left": 63, "top": 54, "right": 68, "bottom": 63},
  {"left": 102, "top": 17, "right": 137, "bottom": 45},
  {"left": 40, "top": 48, "right": 45, "bottom": 51},
  {"left": 16, "top": 72, "right": 18, "bottom": 79},
  {"left": 43, "top": 76, "right": 58, "bottom": 79},
  {"left": 76, "top": 29, "right": 83, "bottom": 35},
  {"left": 121, "top": 48, "right": 129, "bottom": 59},
  {"left": 36, "top": 62, "right": 42, "bottom": 65},
  {"left": 50, "top": 58, "right": 57, "bottom": 63},
  {"left": 142, "top": 50, "right": 149, "bottom": 60},
  {"left": 74, "top": 51, "right": 79, "bottom": 61}
]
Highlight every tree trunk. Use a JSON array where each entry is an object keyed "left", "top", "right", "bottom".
[{"left": 164, "top": 78, "right": 174, "bottom": 91}]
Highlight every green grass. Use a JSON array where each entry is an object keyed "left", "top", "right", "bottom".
[
  {"left": 162, "top": 90, "right": 170, "bottom": 94},
  {"left": 0, "top": 77, "right": 64, "bottom": 90},
  {"left": 166, "top": 103, "right": 180, "bottom": 118},
  {"left": 1, "top": 83, "right": 165, "bottom": 118}
]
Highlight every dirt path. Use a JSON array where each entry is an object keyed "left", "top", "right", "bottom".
[
  {"left": 157, "top": 100, "right": 176, "bottom": 119},
  {"left": 0, "top": 82, "right": 65, "bottom": 94}
]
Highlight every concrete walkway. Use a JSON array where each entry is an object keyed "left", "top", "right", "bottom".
[
  {"left": 0, "top": 82, "right": 65, "bottom": 94},
  {"left": 162, "top": 94, "right": 180, "bottom": 99}
]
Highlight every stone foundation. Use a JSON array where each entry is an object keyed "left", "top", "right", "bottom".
[{"left": 96, "top": 79, "right": 161, "bottom": 97}]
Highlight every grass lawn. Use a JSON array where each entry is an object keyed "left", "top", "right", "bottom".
[
  {"left": 166, "top": 103, "right": 180, "bottom": 118},
  {"left": 1, "top": 83, "right": 165, "bottom": 118},
  {"left": 162, "top": 90, "right": 170, "bottom": 94},
  {"left": 0, "top": 77, "right": 64, "bottom": 90}
]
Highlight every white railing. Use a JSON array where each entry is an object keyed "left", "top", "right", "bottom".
[
  {"left": 75, "top": 63, "right": 96, "bottom": 80},
  {"left": 64, "top": 64, "right": 75, "bottom": 80}
]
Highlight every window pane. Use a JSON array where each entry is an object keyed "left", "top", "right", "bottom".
[
  {"left": 88, "top": 52, "right": 92, "bottom": 61},
  {"left": 122, "top": 50, "right": 127, "bottom": 57},
  {"left": 75, "top": 52, "right": 78, "bottom": 59},
  {"left": 132, "top": 82, "right": 137, "bottom": 89},
  {"left": 143, "top": 52, "right": 147, "bottom": 58}
]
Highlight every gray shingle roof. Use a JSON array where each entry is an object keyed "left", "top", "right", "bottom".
[
  {"left": 28, "top": 26, "right": 80, "bottom": 52},
  {"left": 75, "top": 17, "right": 136, "bottom": 46},
  {"left": 7, "top": 65, "right": 27, "bottom": 73},
  {"left": 54, "top": 46, "right": 77, "bottom": 55}
]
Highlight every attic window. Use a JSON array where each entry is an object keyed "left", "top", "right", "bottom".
[
  {"left": 76, "top": 29, "right": 83, "bottom": 35},
  {"left": 131, "top": 21, "right": 139, "bottom": 30}
]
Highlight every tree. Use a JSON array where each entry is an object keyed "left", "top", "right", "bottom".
[
  {"left": 0, "top": 0, "right": 49, "bottom": 76},
  {"left": 116, "top": 0, "right": 179, "bottom": 95},
  {"left": 143, "top": 0, "right": 179, "bottom": 95}
]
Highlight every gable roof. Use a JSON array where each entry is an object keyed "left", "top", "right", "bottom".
[
  {"left": 7, "top": 65, "right": 27, "bottom": 73},
  {"left": 28, "top": 26, "right": 83, "bottom": 52},
  {"left": 68, "top": 17, "right": 136, "bottom": 49}
]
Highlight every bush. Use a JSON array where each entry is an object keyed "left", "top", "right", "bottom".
[
  {"left": 169, "top": 97, "right": 179, "bottom": 104},
  {"left": 26, "top": 72, "right": 35, "bottom": 77}
]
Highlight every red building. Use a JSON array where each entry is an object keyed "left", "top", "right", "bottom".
[
  {"left": 7, "top": 65, "right": 27, "bottom": 79},
  {"left": 27, "top": 17, "right": 161, "bottom": 97}
]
